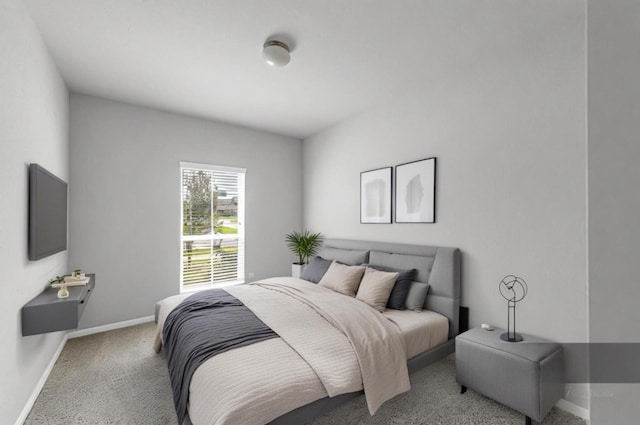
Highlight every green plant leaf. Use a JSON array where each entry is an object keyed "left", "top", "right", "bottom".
[{"left": 285, "top": 230, "right": 324, "bottom": 264}]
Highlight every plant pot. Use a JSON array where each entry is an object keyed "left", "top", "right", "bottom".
[{"left": 291, "top": 263, "right": 306, "bottom": 279}]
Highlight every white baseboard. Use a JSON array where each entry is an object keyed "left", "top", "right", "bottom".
[
  {"left": 556, "top": 398, "right": 590, "bottom": 423},
  {"left": 16, "top": 316, "right": 155, "bottom": 425},
  {"left": 67, "top": 315, "right": 155, "bottom": 339},
  {"left": 15, "top": 334, "right": 68, "bottom": 425}
]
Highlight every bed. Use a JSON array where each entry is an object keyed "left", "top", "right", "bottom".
[{"left": 154, "top": 239, "right": 461, "bottom": 425}]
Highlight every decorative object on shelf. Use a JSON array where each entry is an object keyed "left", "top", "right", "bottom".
[
  {"left": 394, "top": 157, "right": 436, "bottom": 223},
  {"left": 49, "top": 275, "right": 64, "bottom": 285},
  {"left": 498, "top": 275, "right": 528, "bottom": 342},
  {"left": 57, "top": 283, "right": 69, "bottom": 299},
  {"left": 360, "top": 167, "right": 392, "bottom": 224},
  {"left": 285, "top": 230, "right": 323, "bottom": 278},
  {"left": 262, "top": 40, "right": 291, "bottom": 67},
  {"left": 49, "top": 272, "right": 90, "bottom": 288}
]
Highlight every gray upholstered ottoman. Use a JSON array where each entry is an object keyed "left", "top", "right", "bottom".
[{"left": 455, "top": 328, "right": 564, "bottom": 425}]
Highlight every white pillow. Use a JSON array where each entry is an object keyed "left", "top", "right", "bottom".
[
  {"left": 356, "top": 267, "right": 399, "bottom": 312},
  {"left": 318, "top": 262, "right": 366, "bottom": 297}
]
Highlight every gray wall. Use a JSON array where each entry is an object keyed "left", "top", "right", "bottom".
[
  {"left": 0, "top": 1, "right": 69, "bottom": 424},
  {"left": 69, "top": 94, "right": 302, "bottom": 328},
  {"left": 303, "top": 1, "right": 589, "bottom": 409},
  {"left": 588, "top": 1, "right": 640, "bottom": 423}
]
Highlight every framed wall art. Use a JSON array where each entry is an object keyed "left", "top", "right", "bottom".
[
  {"left": 395, "top": 157, "right": 436, "bottom": 223},
  {"left": 360, "top": 167, "right": 392, "bottom": 224}
]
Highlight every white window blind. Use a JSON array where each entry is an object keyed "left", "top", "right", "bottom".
[{"left": 180, "top": 162, "right": 245, "bottom": 288}]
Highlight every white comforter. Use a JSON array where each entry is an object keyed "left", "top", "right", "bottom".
[{"left": 154, "top": 277, "right": 410, "bottom": 425}]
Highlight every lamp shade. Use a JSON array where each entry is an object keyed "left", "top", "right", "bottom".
[{"left": 262, "top": 40, "right": 290, "bottom": 67}]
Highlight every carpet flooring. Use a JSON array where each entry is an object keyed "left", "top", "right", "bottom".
[{"left": 25, "top": 322, "right": 587, "bottom": 425}]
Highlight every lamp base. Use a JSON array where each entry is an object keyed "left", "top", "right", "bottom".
[{"left": 500, "top": 332, "right": 523, "bottom": 342}]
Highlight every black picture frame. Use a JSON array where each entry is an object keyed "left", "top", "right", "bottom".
[
  {"left": 360, "top": 167, "right": 392, "bottom": 224},
  {"left": 394, "top": 157, "right": 436, "bottom": 223}
]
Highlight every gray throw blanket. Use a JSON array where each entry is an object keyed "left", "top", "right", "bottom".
[{"left": 163, "top": 289, "right": 278, "bottom": 424}]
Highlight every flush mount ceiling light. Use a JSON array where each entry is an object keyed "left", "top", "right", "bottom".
[{"left": 262, "top": 40, "right": 290, "bottom": 67}]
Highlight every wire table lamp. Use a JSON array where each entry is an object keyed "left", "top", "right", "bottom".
[{"left": 498, "top": 275, "right": 528, "bottom": 342}]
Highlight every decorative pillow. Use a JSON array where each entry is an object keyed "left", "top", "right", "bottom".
[
  {"left": 300, "top": 256, "right": 333, "bottom": 283},
  {"left": 405, "top": 282, "right": 431, "bottom": 311},
  {"left": 356, "top": 268, "right": 399, "bottom": 312},
  {"left": 366, "top": 264, "right": 416, "bottom": 310},
  {"left": 318, "top": 262, "right": 366, "bottom": 297}
]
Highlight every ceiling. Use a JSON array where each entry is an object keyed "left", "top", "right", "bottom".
[{"left": 25, "top": 0, "right": 573, "bottom": 139}]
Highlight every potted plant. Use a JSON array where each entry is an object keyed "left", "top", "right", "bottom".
[{"left": 285, "top": 230, "right": 323, "bottom": 278}]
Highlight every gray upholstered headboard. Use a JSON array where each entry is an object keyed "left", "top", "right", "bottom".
[{"left": 318, "top": 239, "right": 462, "bottom": 339}]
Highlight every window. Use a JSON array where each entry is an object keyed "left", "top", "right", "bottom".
[{"left": 180, "top": 162, "right": 245, "bottom": 290}]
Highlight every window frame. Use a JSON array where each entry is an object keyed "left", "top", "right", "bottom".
[{"left": 179, "top": 161, "right": 246, "bottom": 293}]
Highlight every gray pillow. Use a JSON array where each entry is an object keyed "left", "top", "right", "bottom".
[
  {"left": 405, "top": 282, "right": 431, "bottom": 310},
  {"left": 300, "top": 256, "right": 332, "bottom": 283}
]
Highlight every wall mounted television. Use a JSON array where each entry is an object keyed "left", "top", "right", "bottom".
[{"left": 28, "top": 164, "right": 68, "bottom": 261}]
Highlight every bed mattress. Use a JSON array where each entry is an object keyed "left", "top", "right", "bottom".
[{"left": 383, "top": 308, "right": 449, "bottom": 359}]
